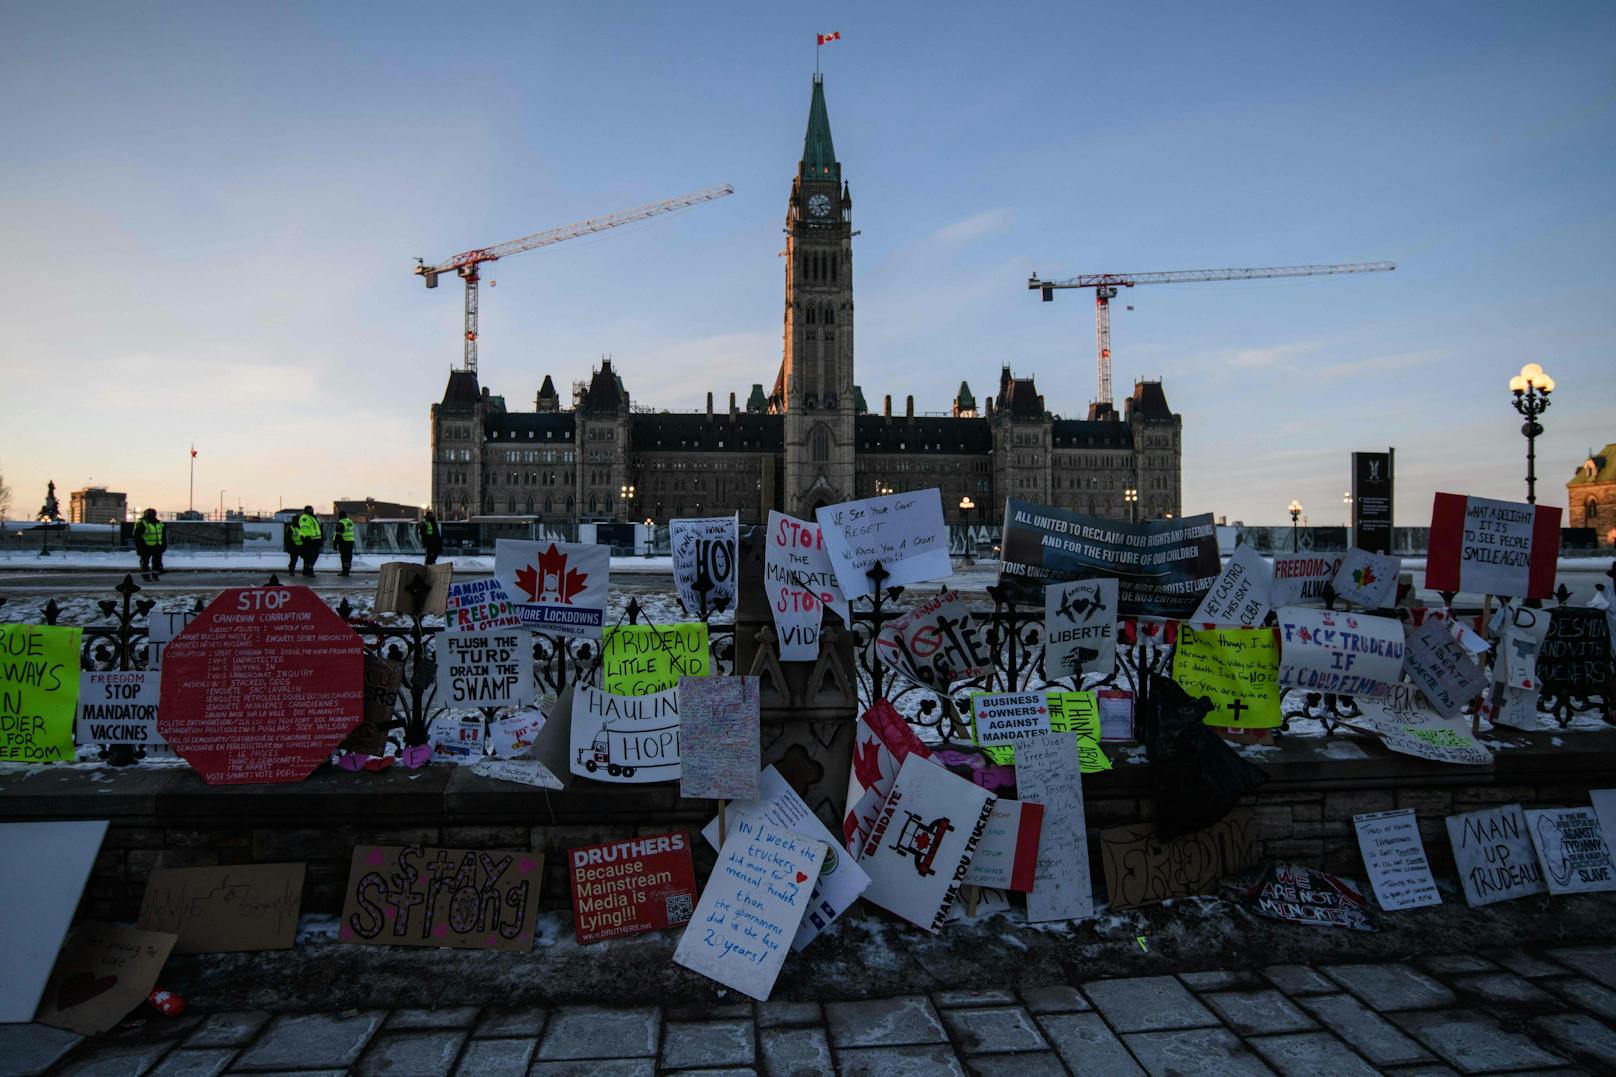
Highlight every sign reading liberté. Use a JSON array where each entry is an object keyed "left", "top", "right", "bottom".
[
  {"left": 1042, "top": 578, "right": 1118, "bottom": 679},
  {"left": 494, "top": 540, "right": 610, "bottom": 638},
  {"left": 875, "top": 589, "right": 991, "bottom": 688},
  {"left": 1425, "top": 493, "right": 1561, "bottom": 599}
]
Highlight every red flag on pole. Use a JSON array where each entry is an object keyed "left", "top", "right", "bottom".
[
  {"left": 817, "top": 31, "right": 841, "bottom": 46},
  {"left": 190, "top": 446, "right": 197, "bottom": 458}
]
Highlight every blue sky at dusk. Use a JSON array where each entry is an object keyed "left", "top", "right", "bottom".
[{"left": 2, "top": 2, "right": 1612, "bottom": 525}]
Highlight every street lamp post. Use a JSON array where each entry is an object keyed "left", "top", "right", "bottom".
[
  {"left": 619, "top": 484, "right": 636, "bottom": 517},
  {"left": 643, "top": 516, "right": 654, "bottom": 558},
  {"left": 1343, "top": 491, "right": 1353, "bottom": 527},
  {"left": 1288, "top": 499, "right": 1303, "bottom": 552},
  {"left": 959, "top": 495, "right": 976, "bottom": 566},
  {"left": 1509, "top": 362, "right": 1556, "bottom": 504},
  {"left": 1124, "top": 487, "right": 1138, "bottom": 524}
]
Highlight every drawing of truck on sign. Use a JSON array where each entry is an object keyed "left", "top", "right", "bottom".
[{"left": 576, "top": 720, "right": 680, "bottom": 779}]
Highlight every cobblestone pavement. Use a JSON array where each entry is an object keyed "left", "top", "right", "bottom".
[{"left": 7, "top": 945, "right": 1614, "bottom": 1075}]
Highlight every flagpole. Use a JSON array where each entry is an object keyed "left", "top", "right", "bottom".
[{"left": 188, "top": 445, "right": 195, "bottom": 514}]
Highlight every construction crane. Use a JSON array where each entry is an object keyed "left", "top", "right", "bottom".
[
  {"left": 415, "top": 184, "right": 734, "bottom": 374},
  {"left": 1027, "top": 261, "right": 1396, "bottom": 409}
]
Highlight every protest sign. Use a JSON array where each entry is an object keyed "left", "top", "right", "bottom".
[
  {"left": 1276, "top": 607, "right": 1404, "bottom": 698},
  {"left": 875, "top": 590, "right": 991, "bottom": 688},
  {"left": 138, "top": 863, "right": 305, "bottom": 953},
  {"left": 1348, "top": 686, "right": 1491, "bottom": 766},
  {"left": 702, "top": 765, "right": 871, "bottom": 951},
  {"left": 0, "top": 820, "right": 108, "bottom": 1023},
  {"left": 1426, "top": 493, "right": 1561, "bottom": 599},
  {"left": 1270, "top": 552, "right": 1346, "bottom": 607},
  {"left": 961, "top": 799, "right": 1044, "bottom": 893},
  {"left": 0, "top": 625, "right": 82, "bottom": 763},
  {"left": 1353, "top": 809, "right": 1441, "bottom": 911},
  {"left": 843, "top": 699, "right": 934, "bottom": 851},
  {"left": 488, "top": 708, "right": 543, "bottom": 758},
  {"left": 75, "top": 671, "right": 163, "bottom": 750},
  {"left": 569, "top": 832, "right": 698, "bottom": 945},
  {"left": 1043, "top": 578, "right": 1119, "bottom": 680},
  {"left": 1331, "top": 549, "right": 1400, "bottom": 609},
  {"left": 339, "top": 844, "right": 542, "bottom": 951},
  {"left": 1172, "top": 626, "right": 1282, "bottom": 730},
  {"left": 764, "top": 511, "right": 848, "bottom": 661},
  {"left": 971, "top": 691, "right": 1109, "bottom": 771},
  {"left": 1099, "top": 811, "right": 1258, "bottom": 910},
  {"left": 670, "top": 515, "right": 738, "bottom": 614},
  {"left": 569, "top": 683, "right": 680, "bottom": 783},
  {"left": 436, "top": 630, "right": 534, "bottom": 710},
  {"left": 469, "top": 757, "right": 563, "bottom": 789},
  {"left": 1595, "top": 790, "right": 1616, "bottom": 857},
  {"left": 673, "top": 818, "right": 825, "bottom": 1000},
  {"left": 602, "top": 623, "right": 710, "bottom": 696},
  {"left": 1482, "top": 686, "right": 1541, "bottom": 731},
  {"left": 816, "top": 488, "right": 951, "bottom": 600},
  {"left": 1446, "top": 804, "right": 1546, "bottom": 907},
  {"left": 1525, "top": 807, "right": 1616, "bottom": 895},
  {"left": 494, "top": 540, "right": 609, "bottom": 638},
  {"left": 1096, "top": 689, "right": 1134, "bottom": 741},
  {"left": 678, "top": 675, "right": 760, "bottom": 801},
  {"left": 1192, "top": 545, "right": 1273, "bottom": 627},
  {"left": 856, "top": 754, "right": 996, "bottom": 933},
  {"left": 375, "top": 562, "right": 451, "bottom": 616},
  {"left": 526, "top": 689, "right": 576, "bottom": 789},
  {"left": 144, "top": 609, "right": 198, "bottom": 669},
  {"left": 160, "top": 587, "right": 363, "bottom": 784},
  {"left": 1015, "top": 732, "right": 1094, "bottom": 921},
  {"left": 1222, "top": 863, "right": 1377, "bottom": 931},
  {"left": 1493, "top": 604, "right": 1551, "bottom": 692},
  {"left": 445, "top": 578, "right": 522, "bottom": 632},
  {"left": 34, "top": 923, "right": 177, "bottom": 1035},
  {"left": 998, "top": 499, "right": 1221, "bottom": 617},
  {"left": 342, "top": 655, "right": 400, "bottom": 757},
  {"left": 1539, "top": 608, "right": 1614, "bottom": 698},
  {"left": 971, "top": 691, "right": 1050, "bottom": 744},
  {"left": 1400, "top": 620, "right": 1487, "bottom": 719},
  {"left": 428, "top": 717, "right": 483, "bottom": 761}
]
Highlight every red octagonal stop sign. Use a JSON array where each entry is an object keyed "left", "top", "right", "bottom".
[{"left": 160, "top": 586, "right": 364, "bottom": 784}]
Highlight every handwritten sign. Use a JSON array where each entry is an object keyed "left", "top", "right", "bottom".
[
  {"left": 34, "top": 923, "right": 177, "bottom": 1035},
  {"left": 1192, "top": 545, "right": 1273, "bottom": 627},
  {"left": 1426, "top": 493, "right": 1561, "bottom": 599},
  {"left": 1525, "top": 807, "right": 1616, "bottom": 895},
  {"left": 1331, "top": 549, "right": 1400, "bottom": 609},
  {"left": 445, "top": 578, "right": 522, "bottom": 632},
  {"left": 137, "top": 863, "right": 305, "bottom": 953},
  {"left": 494, "top": 539, "right": 609, "bottom": 638},
  {"left": 569, "top": 683, "right": 680, "bottom": 783},
  {"left": 144, "top": 609, "right": 198, "bottom": 669},
  {"left": 843, "top": 700, "right": 934, "bottom": 852},
  {"left": 1100, "top": 811, "right": 1258, "bottom": 910},
  {"left": 764, "top": 511, "right": 848, "bottom": 661},
  {"left": 1223, "top": 862, "right": 1376, "bottom": 931},
  {"left": 1353, "top": 809, "right": 1440, "bottom": 911},
  {"left": 602, "top": 623, "right": 710, "bottom": 696},
  {"left": 673, "top": 818, "right": 825, "bottom": 1001},
  {"left": 1482, "top": 686, "right": 1541, "bottom": 731},
  {"left": 961, "top": 799, "right": 1044, "bottom": 893},
  {"left": 817, "top": 488, "right": 951, "bottom": 600},
  {"left": 1015, "top": 732, "right": 1094, "bottom": 921},
  {"left": 469, "top": 757, "right": 563, "bottom": 789},
  {"left": 159, "top": 587, "right": 363, "bottom": 784},
  {"left": 1172, "top": 626, "right": 1282, "bottom": 729},
  {"left": 436, "top": 630, "right": 534, "bottom": 710},
  {"left": 0, "top": 625, "right": 81, "bottom": 763},
  {"left": 1270, "top": 552, "right": 1345, "bottom": 607},
  {"left": 1401, "top": 620, "right": 1487, "bottom": 719},
  {"left": 342, "top": 655, "right": 400, "bottom": 757},
  {"left": 338, "top": 844, "right": 542, "bottom": 951},
  {"left": 677, "top": 676, "right": 759, "bottom": 800},
  {"left": 875, "top": 590, "right": 990, "bottom": 688},
  {"left": 1043, "top": 578, "right": 1118, "bottom": 680},
  {"left": 1349, "top": 686, "right": 1491, "bottom": 766},
  {"left": 1276, "top": 606, "right": 1404, "bottom": 698},
  {"left": 1595, "top": 791, "right": 1616, "bottom": 859},
  {"left": 1445, "top": 804, "right": 1546, "bottom": 907},
  {"left": 569, "top": 832, "right": 697, "bottom": 945},
  {"left": 488, "top": 708, "right": 543, "bottom": 758},
  {"left": 1538, "top": 608, "right": 1614, "bottom": 698},
  {"left": 75, "top": 671, "right": 163, "bottom": 750},
  {"left": 670, "top": 515, "right": 738, "bottom": 615},
  {"left": 971, "top": 691, "right": 1050, "bottom": 744},
  {"left": 1493, "top": 603, "right": 1551, "bottom": 692},
  {"left": 429, "top": 717, "right": 482, "bottom": 761},
  {"left": 973, "top": 691, "right": 1110, "bottom": 772}
]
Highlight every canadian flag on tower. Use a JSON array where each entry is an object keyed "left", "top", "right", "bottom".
[{"left": 817, "top": 31, "right": 841, "bottom": 46}]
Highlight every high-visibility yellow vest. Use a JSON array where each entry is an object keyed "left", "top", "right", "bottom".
[
  {"left": 297, "top": 514, "right": 323, "bottom": 540},
  {"left": 337, "top": 518, "right": 356, "bottom": 542},
  {"left": 422, "top": 520, "right": 437, "bottom": 537},
  {"left": 139, "top": 520, "right": 164, "bottom": 545}
]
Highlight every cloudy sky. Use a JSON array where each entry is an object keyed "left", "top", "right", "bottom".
[{"left": 3, "top": 2, "right": 1612, "bottom": 525}]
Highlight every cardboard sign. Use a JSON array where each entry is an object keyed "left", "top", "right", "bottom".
[
  {"left": 469, "top": 756, "right": 563, "bottom": 789},
  {"left": 1100, "top": 811, "right": 1258, "bottom": 910},
  {"left": 1015, "top": 732, "right": 1094, "bottom": 921},
  {"left": 677, "top": 675, "right": 759, "bottom": 800},
  {"left": 34, "top": 923, "right": 177, "bottom": 1035},
  {"left": 1276, "top": 606, "right": 1404, "bottom": 698},
  {"left": 1525, "top": 807, "right": 1616, "bottom": 895},
  {"left": 1353, "top": 809, "right": 1441, "bottom": 911},
  {"left": 1348, "top": 686, "right": 1491, "bottom": 766},
  {"left": 602, "top": 623, "right": 710, "bottom": 696},
  {"left": 144, "top": 609, "right": 198, "bottom": 669},
  {"left": 445, "top": 578, "right": 522, "bottom": 632},
  {"left": 569, "top": 683, "right": 680, "bottom": 783},
  {"left": 1271, "top": 552, "right": 1346, "bottom": 607},
  {"left": 1222, "top": 863, "right": 1376, "bottom": 931},
  {"left": 1331, "top": 549, "right": 1400, "bottom": 609},
  {"left": 673, "top": 818, "right": 825, "bottom": 1001},
  {"left": 1446, "top": 804, "right": 1546, "bottom": 907},
  {"left": 702, "top": 765, "right": 871, "bottom": 951},
  {"left": 339, "top": 844, "right": 542, "bottom": 951},
  {"left": 435, "top": 630, "right": 534, "bottom": 710},
  {"left": 764, "top": 511, "right": 848, "bottom": 662},
  {"left": 857, "top": 754, "right": 996, "bottom": 934},
  {"left": 375, "top": 562, "right": 452, "bottom": 616},
  {"left": 1426, "top": 492, "right": 1561, "bottom": 599},
  {"left": 961, "top": 799, "right": 1045, "bottom": 892},
  {"left": 1042, "top": 578, "right": 1119, "bottom": 680},
  {"left": 159, "top": 587, "right": 363, "bottom": 784},
  {"left": 971, "top": 691, "right": 1050, "bottom": 744},
  {"left": 569, "top": 832, "right": 697, "bottom": 945},
  {"left": 494, "top": 540, "right": 609, "bottom": 639},
  {"left": 0, "top": 820, "right": 108, "bottom": 1023},
  {"left": 525, "top": 688, "right": 576, "bottom": 790},
  {"left": 137, "top": 863, "right": 305, "bottom": 953},
  {"left": 0, "top": 625, "right": 82, "bottom": 763},
  {"left": 816, "top": 488, "right": 951, "bottom": 600},
  {"left": 75, "top": 670, "right": 163, "bottom": 749},
  {"left": 1192, "top": 545, "right": 1273, "bottom": 627},
  {"left": 843, "top": 699, "right": 934, "bottom": 852},
  {"left": 875, "top": 589, "right": 991, "bottom": 689},
  {"left": 1539, "top": 608, "right": 1614, "bottom": 698},
  {"left": 343, "top": 654, "right": 400, "bottom": 757},
  {"left": 670, "top": 515, "right": 738, "bottom": 615},
  {"left": 973, "top": 691, "right": 1109, "bottom": 772},
  {"left": 998, "top": 499, "right": 1221, "bottom": 617},
  {"left": 1172, "top": 626, "right": 1282, "bottom": 729},
  {"left": 1401, "top": 620, "right": 1487, "bottom": 719}
]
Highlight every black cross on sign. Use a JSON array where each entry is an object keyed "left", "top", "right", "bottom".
[{"left": 1226, "top": 699, "right": 1249, "bottom": 724}]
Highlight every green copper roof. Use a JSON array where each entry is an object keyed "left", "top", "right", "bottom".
[
  {"left": 746, "top": 383, "right": 769, "bottom": 413},
  {"left": 802, "top": 75, "right": 839, "bottom": 181},
  {"left": 956, "top": 381, "right": 976, "bottom": 407},
  {"left": 853, "top": 385, "right": 867, "bottom": 414}
]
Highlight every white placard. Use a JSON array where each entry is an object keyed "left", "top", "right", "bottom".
[
  {"left": 961, "top": 799, "right": 1044, "bottom": 892},
  {"left": 1494, "top": 605, "right": 1551, "bottom": 692},
  {"left": 1445, "top": 804, "right": 1546, "bottom": 907},
  {"left": 1043, "top": 579, "right": 1118, "bottom": 680},
  {"left": 1427, "top": 493, "right": 1559, "bottom": 599},
  {"left": 1353, "top": 809, "right": 1441, "bottom": 911},
  {"left": 816, "top": 488, "right": 951, "bottom": 600},
  {"left": 569, "top": 683, "right": 681, "bottom": 784},
  {"left": 435, "top": 630, "right": 534, "bottom": 710},
  {"left": 1270, "top": 552, "right": 1346, "bottom": 607},
  {"left": 494, "top": 539, "right": 610, "bottom": 639},
  {"left": 0, "top": 820, "right": 110, "bottom": 1022},
  {"left": 670, "top": 515, "right": 738, "bottom": 615},
  {"left": 75, "top": 671, "right": 164, "bottom": 748},
  {"left": 764, "top": 511, "right": 848, "bottom": 662},
  {"left": 672, "top": 818, "right": 825, "bottom": 1001},
  {"left": 972, "top": 691, "right": 1051, "bottom": 744},
  {"left": 1593, "top": 790, "right": 1616, "bottom": 855},
  {"left": 1482, "top": 685, "right": 1541, "bottom": 731},
  {"left": 1525, "top": 807, "right": 1616, "bottom": 895},
  {"left": 1191, "top": 545, "right": 1273, "bottom": 627},
  {"left": 1350, "top": 687, "right": 1491, "bottom": 766},
  {"left": 145, "top": 609, "right": 198, "bottom": 669},
  {"left": 1401, "top": 620, "right": 1488, "bottom": 720},
  {"left": 1015, "top": 730, "right": 1095, "bottom": 922},
  {"left": 678, "top": 676, "right": 760, "bottom": 801},
  {"left": 1276, "top": 607, "right": 1405, "bottom": 698},
  {"left": 488, "top": 708, "right": 544, "bottom": 758},
  {"left": 1332, "top": 549, "right": 1401, "bottom": 609},
  {"left": 445, "top": 578, "right": 523, "bottom": 633},
  {"left": 470, "top": 756, "right": 564, "bottom": 789},
  {"left": 875, "top": 590, "right": 991, "bottom": 689}
]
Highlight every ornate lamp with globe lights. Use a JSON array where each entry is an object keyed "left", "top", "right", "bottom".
[{"left": 1509, "top": 363, "right": 1555, "bottom": 504}]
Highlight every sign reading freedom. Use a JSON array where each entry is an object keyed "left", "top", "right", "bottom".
[{"left": 998, "top": 500, "right": 1221, "bottom": 617}]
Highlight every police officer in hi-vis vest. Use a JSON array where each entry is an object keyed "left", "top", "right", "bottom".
[
  {"left": 334, "top": 510, "right": 357, "bottom": 577},
  {"left": 295, "top": 505, "right": 323, "bottom": 577},
  {"left": 419, "top": 510, "right": 444, "bottom": 565},
  {"left": 134, "top": 508, "right": 167, "bottom": 581}
]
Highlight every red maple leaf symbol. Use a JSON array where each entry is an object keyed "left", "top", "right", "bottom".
[
  {"left": 1298, "top": 627, "right": 1312, "bottom": 643},
  {"left": 563, "top": 566, "right": 588, "bottom": 603},
  {"left": 853, "top": 739, "right": 886, "bottom": 789},
  {"left": 514, "top": 564, "right": 542, "bottom": 601},
  {"left": 513, "top": 544, "right": 590, "bottom": 604},
  {"left": 914, "top": 832, "right": 931, "bottom": 850}
]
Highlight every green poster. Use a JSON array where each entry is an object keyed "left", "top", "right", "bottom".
[
  {"left": 1, "top": 624, "right": 84, "bottom": 762},
  {"left": 971, "top": 690, "right": 1111, "bottom": 772},
  {"left": 1172, "top": 625, "right": 1283, "bottom": 729},
  {"left": 602, "top": 623, "right": 711, "bottom": 696}
]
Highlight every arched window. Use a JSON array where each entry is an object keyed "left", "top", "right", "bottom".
[
  {"left": 806, "top": 307, "right": 816, "bottom": 325},
  {"left": 589, "top": 495, "right": 597, "bottom": 513},
  {"left": 830, "top": 255, "right": 837, "bottom": 282},
  {"left": 525, "top": 496, "right": 534, "bottom": 514},
  {"left": 824, "top": 305, "right": 834, "bottom": 325},
  {"left": 812, "top": 426, "right": 830, "bottom": 462},
  {"left": 544, "top": 495, "right": 553, "bottom": 514},
  {"left": 506, "top": 497, "right": 515, "bottom": 513},
  {"left": 1589, "top": 497, "right": 1600, "bottom": 521}
]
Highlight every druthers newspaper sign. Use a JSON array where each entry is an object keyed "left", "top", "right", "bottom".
[
  {"left": 1426, "top": 493, "right": 1561, "bottom": 599},
  {"left": 568, "top": 832, "right": 697, "bottom": 945}
]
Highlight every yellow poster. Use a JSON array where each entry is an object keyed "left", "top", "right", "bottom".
[
  {"left": 601, "top": 623, "right": 710, "bottom": 696},
  {"left": 1, "top": 625, "right": 84, "bottom": 762},
  {"left": 971, "top": 690, "right": 1111, "bottom": 772},
  {"left": 1172, "top": 625, "right": 1282, "bottom": 729}
]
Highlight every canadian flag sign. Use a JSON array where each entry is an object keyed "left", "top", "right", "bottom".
[
  {"left": 494, "top": 540, "right": 610, "bottom": 638},
  {"left": 1425, "top": 494, "right": 1560, "bottom": 600}
]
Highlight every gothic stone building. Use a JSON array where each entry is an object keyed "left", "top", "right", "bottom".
[
  {"left": 1567, "top": 443, "right": 1616, "bottom": 547},
  {"left": 430, "top": 77, "right": 1183, "bottom": 530}
]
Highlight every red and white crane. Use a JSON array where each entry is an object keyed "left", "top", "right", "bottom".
[
  {"left": 1027, "top": 261, "right": 1396, "bottom": 409},
  {"left": 416, "top": 184, "right": 734, "bottom": 374}
]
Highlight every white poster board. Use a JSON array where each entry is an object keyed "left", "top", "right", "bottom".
[
  {"left": 1445, "top": 804, "right": 1546, "bottom": 907},
  {"left": 1401, "top": 620, "right": 1487, "bottom": 719},
  {"left": 1043, "top": 578, "right": 1119, "bottom": 680},
  {"left": 569, "top": 683, "right": 680, "bottom": 784},
  {"left": 1332, "top": 549, "right": 1401, "bottom": 609},
  {"left": 1276, "top": 607, "right": 1405, "bottom": 697},
  {"left": 1270, "top": 552, "right": 1345, "bottom": 607},
  {"left": 75, "top": 671, "right": 164, "bottom": 749},
  {"left": 1353, "top": 809, "right": 1441, "bottom": 911},
  {"left": 1593, "top": 790, "right": 1616, "bottom": 856},
  {"left": 1349, "top": 687, "right": 1491, "bottom": 766},
  {"left": 493, "top": 539, "right": 609, "bottom": 639},
  {"left": 144, "top": 609, "right": 198, "bottom": 669},
  {"left": 763, "top": 511, "right": 848, "bottom": 662},
  {"left": 875, "top": 589, "right": 991, "bottom": 689},
  {"left": 1526, "top": 807, "right": 1616, "bottom": 895},
  {"left": 0, "top": 820, "right": 109, "bottom": 1022},
  {"left": 435, "top": 630, "right": 534, "bottom": 710},
  {"left": 961, "top": 799, "right": 1044, "bottom": 892},
  {"left": 1191, "top": 545, "right": 1273, "bottom": 627},
  {"left": 670, "top": 515, "right": 738, "bottom": 615},
  {"left": 1015, "top": 730, "right": 1096, "bottom": 922},
  {"left": 816, "top": 488, "right": 951, "bottom": 600}
]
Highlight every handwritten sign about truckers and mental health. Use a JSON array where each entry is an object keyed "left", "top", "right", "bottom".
[
  {"left": 1042, "top": 578, "right": 1118, "bottom": 680},
  {"left": 764, "top": 511, "right": 848, "bottom": 662},
  {"left": 817, "top": 488, "right": 951, "bottom": 600},
  {"left": 1445, "top": 804, "right": 1546, "bottom": 907},
  {"left": 435, "top": 631, "right": 534, "bottom": 710},
  {"left": 1, "top": 625, "right": 81, "bottom": 763},
  {"left": 670, "top": 515, "right": 738, "bottom": 615},
  {"left": 1275, "top": 607, "right": 1404, "bottom": 698},
  {"left": 1172, "top": 626, "right": 1282, "bottom": 729},
  {"left": 1191, "top": 545, "right": 1273, "bottom": 627},
  {"left": 338, "top": 844, "right": 542, "bottom": 952},
  {"left": 569, "top": 832, "right": 697, "bottom": 945},
  {"left": 568, "top": 683, "right": 680, "bottom": 784},
  {"left": 1426, "top": 493, "right": 1561, "bottom": 599},
  {"left": 602, "top": 623, "right": 710, "bottom": 696}
]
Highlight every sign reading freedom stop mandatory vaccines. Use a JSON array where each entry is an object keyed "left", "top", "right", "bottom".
[
  {"left": 569, "top": 832, "right": 697, "bottom": 945},
  {"left": 1426, "top": 493, "right": 1561, "bottom": 600},
  {"left": 75, "top": 670, "right": 163, "bottom": 749},
  {"left": 159, "top": 587, "right": 363, "bottom": 784},
  {"left": 435, "top": 630, "right": 534, "bottom": 709}
]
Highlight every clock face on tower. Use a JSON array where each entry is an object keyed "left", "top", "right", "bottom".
[{"left": 808, "top": 193, "right": 832, "bottom": 219}]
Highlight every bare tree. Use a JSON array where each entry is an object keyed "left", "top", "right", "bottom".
[{"left": 0, "top": 462, "right": 11, "bottom": 521}]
